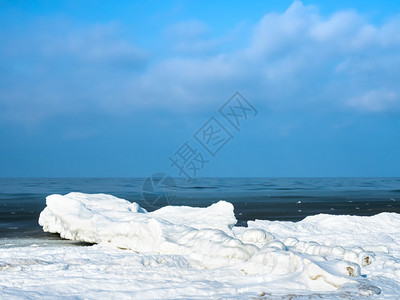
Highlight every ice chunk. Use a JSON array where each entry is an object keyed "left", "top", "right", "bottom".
[
  {"left": 39, "top": 193, "right": 253, "bottom": 268},
  {"left": 240, "top": 228, "right": 274, "bottom": 245}
]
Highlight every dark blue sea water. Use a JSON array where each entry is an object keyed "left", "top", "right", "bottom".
[{"left": 1, "top": 178, "right": 400, "bottom": 241}]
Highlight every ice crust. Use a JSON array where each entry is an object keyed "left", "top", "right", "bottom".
[{"left": 35, "top": 192, "right": 388, "bottom": 295}]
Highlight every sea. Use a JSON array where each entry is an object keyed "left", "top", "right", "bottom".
[{"left": 1, "top": 177, "right": 400, "bottom": 245}]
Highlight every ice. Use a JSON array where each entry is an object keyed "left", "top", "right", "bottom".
[
  {"left": 1, "top": 192, "right": 400, "bottom": 298},
  {"left": 38, "top": 193, "right": 255, "bottom": 268},
  {"left": 241, "top": 228, "right": 275, "bottom": 245}
]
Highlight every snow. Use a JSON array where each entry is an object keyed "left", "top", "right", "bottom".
[{"left": 1, "top": 192, "right": 400, "bottom": 299}]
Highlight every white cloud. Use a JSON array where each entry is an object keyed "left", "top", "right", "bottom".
[
  {"left": 136, "top": 1, "right": 400, "bottom": 113},
  {"left": 2, "top": 1, "right": 400, "bottom": 127},
  {"left": 165, "top": 20, "right": 210, "bottom": 39},
  {"left": 49, "top": 23, "right": 148, "bottom": 68},
  {"left": 309, "top": 11, "right": 362, "bottom": 42},
  {"left": 247, "top": 1, "right": 318, "bottom": 57},
  {"left": 348, "top": 89, "right": 399, "bottom": 112},
  {"left": 164, "top": 19, "right": 243, "bottom": 55}
]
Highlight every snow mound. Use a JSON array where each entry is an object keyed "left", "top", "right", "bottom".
[
  {"left": 39, "top": 193, "right": 255, "bottom": 268},
  {"left": 39, "top": 192, "right": 382, "bottom": 293}
]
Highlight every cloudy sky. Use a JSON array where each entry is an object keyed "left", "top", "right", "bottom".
[{"left": 1, "top": 0, "right": 400, "bottom": 177}]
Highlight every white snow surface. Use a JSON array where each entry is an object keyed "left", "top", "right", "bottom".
[{"left": 1, "top": 192, "right": 400, "bottom": 299}]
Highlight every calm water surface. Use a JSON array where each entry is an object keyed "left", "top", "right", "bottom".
[{"left": 1, "top": 177, "right": 400, "bottom": 243}]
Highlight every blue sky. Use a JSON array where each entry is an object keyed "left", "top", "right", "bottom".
[{"left": 1, "top": 0, "right": 400, "bottom": 177}]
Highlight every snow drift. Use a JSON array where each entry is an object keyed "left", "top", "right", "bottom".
[{"left": 38, "top": 192, "right": 382, "bottom": 293}]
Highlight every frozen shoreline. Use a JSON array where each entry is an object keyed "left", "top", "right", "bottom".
[{"left": 1, "top": 192, "right": 400, "bottom": 299}]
